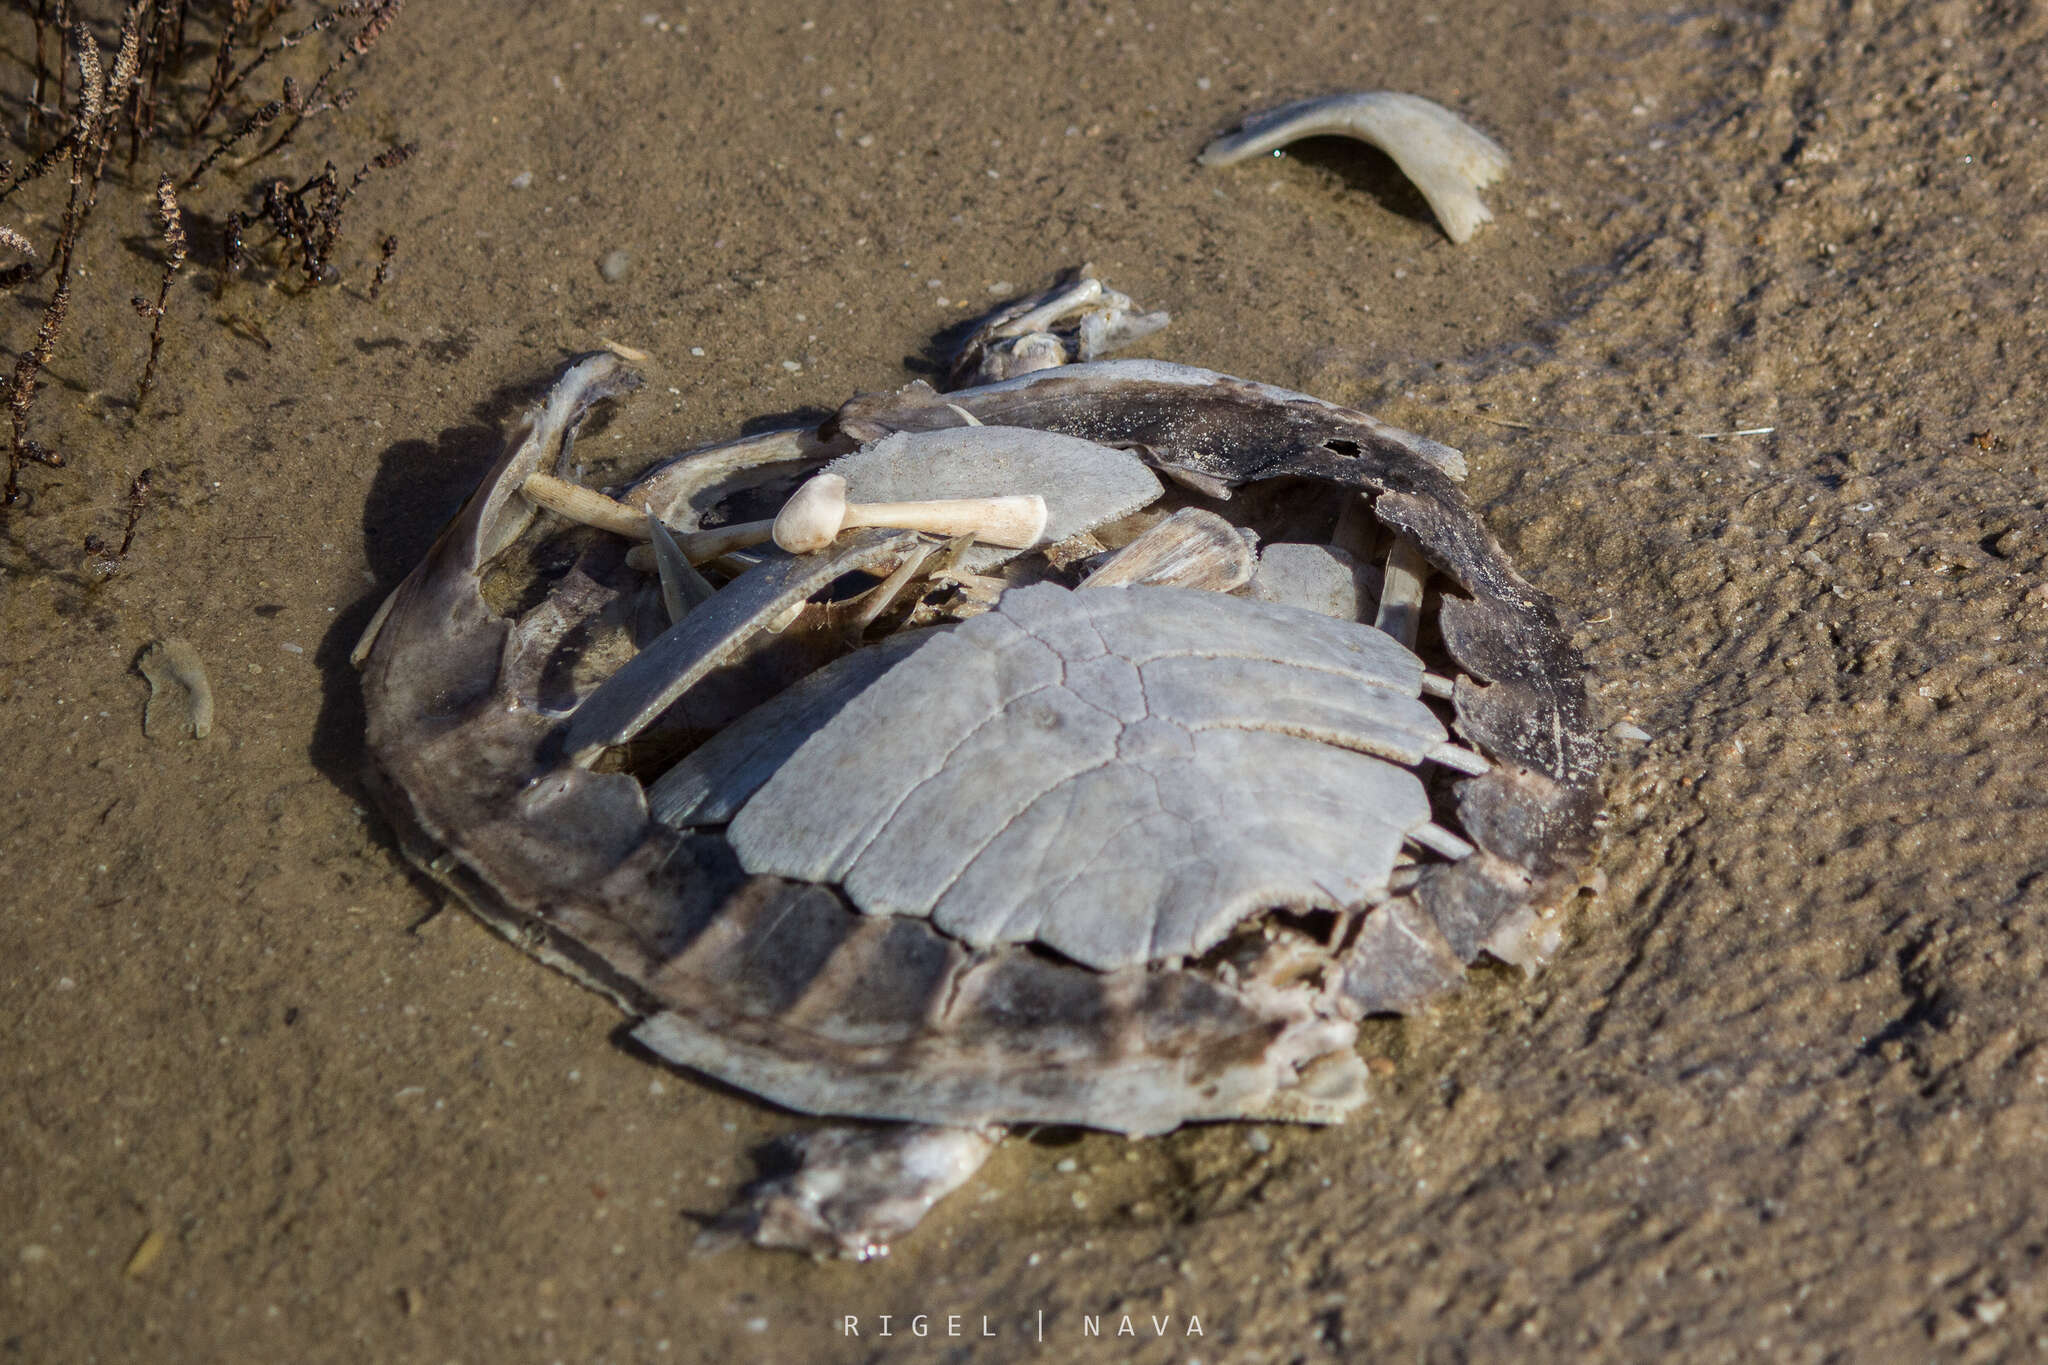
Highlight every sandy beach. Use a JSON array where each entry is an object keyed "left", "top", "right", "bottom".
[{"left": 4, "top": 0, "right": 2046, "bottom": 1359}]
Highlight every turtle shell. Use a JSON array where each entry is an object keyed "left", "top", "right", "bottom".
[{"left": 356, "top": 347, "right": 1602, "bottom": 1140}]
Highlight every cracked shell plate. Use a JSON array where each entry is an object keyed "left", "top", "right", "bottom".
[{"left": 722, "top": 583, "right": 1446, "bottom": 971}]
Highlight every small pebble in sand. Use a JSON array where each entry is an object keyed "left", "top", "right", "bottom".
[
  {"left": 599, "top": 249, "right": 632, "bottom": 282},
  {"left": 1246, "top": 1129, "right": 1272, "bottom": 1154},
  {"left": 124, "top": 1228, "right": 165, "bottom": 1277},
  {"left": 138, "top": 639, "right": 213, "bottom": 740}
]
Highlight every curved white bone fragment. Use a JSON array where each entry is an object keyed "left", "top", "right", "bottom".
[{"left": 1199, "top": 91, "right": 1509, "bottom": 244}]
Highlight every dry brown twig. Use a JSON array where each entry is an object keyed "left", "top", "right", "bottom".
[
  {"left": 5, "top": 23, "right": 102, "bottom": 507},
  {"left": 134, "top": 176, "right": 188, "bottom": 409},
  {"left": 251, "top": 0, "right": 403, "bottom": 165},
  {"left": 83, "top": 466, "right": 155, "bottom": 578},
  {"left": 3, "top": 1, "right": 414, "bottom": 515},
  {"left": 369, "top": 232, "right": 398, "bottom": 299}
]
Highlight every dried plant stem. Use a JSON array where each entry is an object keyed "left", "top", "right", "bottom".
[
  {"left": 6, "top": 23, "right": 105, "bottom": 507},
  {"left": 369, "top": 233, "right": 397, "bottom": 298},
  {"left": 135, "top": 176, "right": 187, "bottom": 409},
  {"left": 116, "top": 466, "right": 152, "bottom": 553},
  {"left": 3, "top": 0, "right": 417, "bottom": 514},
  {"left": 192, "top": 0, "right": 251, "bottom": 137},
  {"left": 5, "top": 282, "right": 71, "bottom": 504},
  {"left": 211, "top": 8, "right": 350, "bottom": 125},
  {"left": 250, "top": 0, "right": 402, "bottom": 165},
  {"left": 130, "top": 0, "right": 180, "bottom": 165},
  {"left": 92, "top": 3, "right": 147, "bottom": 190},
  {"left": 0, "top": 135, "right": 76, "bottom": 205},
  {"left": 182, "top": 96, "right": 282, "bottom": 189},
  {"left": 84, "top": 466, "right": 154, "bottom": 576},
  {"left": 31, "top": 0, "right": 53, "bottom": 127},
  {"left": 169, "top": 0, "right": 191, "bottom": 71}
]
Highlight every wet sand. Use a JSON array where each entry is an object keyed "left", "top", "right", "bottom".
[{"left": 4, "top": 0, "right": 2046, "bottom": 1360}]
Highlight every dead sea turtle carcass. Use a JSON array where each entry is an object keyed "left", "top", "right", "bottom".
[{"left": 354, "top": 272, "right": 1603, "bottom": 1257}]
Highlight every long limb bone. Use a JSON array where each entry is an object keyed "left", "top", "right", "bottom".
[{"left": 523, "top": 470, "right": 777, "bottom": 561}]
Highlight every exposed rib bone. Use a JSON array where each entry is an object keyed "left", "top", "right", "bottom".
[
  {"left": 1428, "top": 742, "right": 1490, "bottom": 775},
  {"left": 1374, "top": 536, "right": 1429, "bottom": 649},
  {"left": 824, "top": 540, "right": 941, "bottom": 637},
  {"left": 561, "top": 530, "right": 921, "bottom": 763},
  {"left": 1408, "top": 821, "right": 1477, "bottom": 861}
]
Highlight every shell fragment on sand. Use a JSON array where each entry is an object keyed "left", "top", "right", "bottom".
[
  {"left": 1200, "top": 91, "right": 1510, "bottom": 244},
  {"left": 680, "top": 1121, "right": 999, "bottom": 1260},
  {"left": 138, "top": 639, "right": 213, "bottom": 740}
]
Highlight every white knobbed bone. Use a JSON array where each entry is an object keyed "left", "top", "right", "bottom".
[
  {"left": 828, "top": 426, "right": 1163, "bottom": 573},
  {"left": 1199, "top": 91, "right": 1510, "bottom": 244},
  {"left": 772, "top": 473, "right": 1047, "bottom": 555}
]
